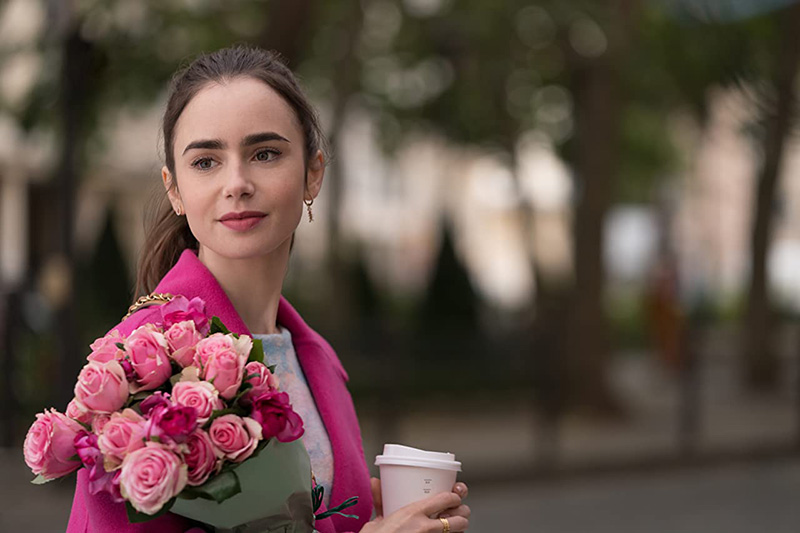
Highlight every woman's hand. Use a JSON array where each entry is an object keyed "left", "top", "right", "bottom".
[{"left": 361, "top": 478, "right": 470, "bottom": 532}]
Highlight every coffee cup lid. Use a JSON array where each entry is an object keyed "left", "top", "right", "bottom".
[{"left": 375, "top": 444, "right": 462, "bottom": 471}]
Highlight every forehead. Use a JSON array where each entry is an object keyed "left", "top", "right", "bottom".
[{"left": 174, "top": 77, "right": 301, "bottom": 149}]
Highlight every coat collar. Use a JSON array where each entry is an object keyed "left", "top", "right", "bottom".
[{"left": 154, "top": 249, "right": 315, "bottom": 344}]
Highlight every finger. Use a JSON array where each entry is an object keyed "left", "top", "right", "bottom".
[
  {"left": 370, "top": 477, "right": 383, "bottom": 517},
  {"left": 430, "top": 515, "right": 469, "bottom": 532},
  {"left": 438, "top": 505, "right": 471, "bottom": 520},
  {"left": 452, "top": 482, "right": 468, "bottom": 499},
  {"left": 420, "top": 491, "right": 462, "bottom": 516}
]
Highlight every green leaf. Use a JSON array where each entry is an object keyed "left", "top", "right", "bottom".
[
  {"left": 31, "top": 474, "right": 52, "bottom": 485},
  {"left": 131, "top": 391, "right": 150, "bottom": 401},
  {"left": 125, "top": 497, "right": 176, "bottom": 523},
  {"left": 248, "top": 338, "right": 264, "bottom": 364},
  {"left": 267, "top": 364, "right": 277, "bottom": 374},
  {"left": 231, "top": 382, "right": 253, "bottom": 407},
  {"left": 179, "top": 470, "right": 241, "bottom": 503},
  {"left": 203, "top": 407, "right": 247, "bottom": 428},
  {"left": 115, "top": 342, "right": 126, "bottom": 351},
  {"left": 210, "top": 316, "right": 231, "bottom": 335}
]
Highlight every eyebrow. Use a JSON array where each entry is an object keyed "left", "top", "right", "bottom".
[{"left": 182, "top": 132, "right": 290, "bottom": 155}]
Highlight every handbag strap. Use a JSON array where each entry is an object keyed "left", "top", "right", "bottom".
[{"left": 123, "top": 292, "right": 174, "bottom": 321}]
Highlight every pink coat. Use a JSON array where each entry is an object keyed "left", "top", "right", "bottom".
[{"left": 66, "top": 249, "right": 373, "bottom": 533}]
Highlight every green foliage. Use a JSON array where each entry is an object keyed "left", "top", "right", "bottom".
[
  {"left": 418, "top": 221, "right": 481, "bottom": 333},
  {"left": 248, "top": 338, "right": 264, "bottom": 364},
  {"left": 210, "top": 316, "right": 231, "bottom": 336},
  {"left": 125, "top": 497, "right": 176, "bottom": 523}
]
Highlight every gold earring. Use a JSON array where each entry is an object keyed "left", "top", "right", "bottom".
[{"left": 304, "top": 198, "right": 314, "bottom": 222}]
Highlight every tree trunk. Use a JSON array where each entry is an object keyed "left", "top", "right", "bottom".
[
  {"left": 743, "top": 4, "right": 800, "bottom": 390},
  {"left": 258, "top": 0, "right": 316, "bottom": 65},
  {"left": 323, "top": 1, "right": 364, "bottom": 335},
  {"left": 50, "top": 1, "right": 94, "bottom": 407},
  {"left": 565, "top": 0, "right": 636, "bottom": 415}
]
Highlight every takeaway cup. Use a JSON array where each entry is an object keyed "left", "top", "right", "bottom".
[{"left": 374, "top": 444, "right": 462, "bottom": 517}]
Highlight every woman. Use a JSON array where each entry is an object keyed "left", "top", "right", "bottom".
[{"left": 67, "top": 46, "right": 470, "bottom": 533}]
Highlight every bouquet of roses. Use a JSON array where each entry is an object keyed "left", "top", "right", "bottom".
[{"left": 22, "top": 295, "right": 308, "bottom": 525}]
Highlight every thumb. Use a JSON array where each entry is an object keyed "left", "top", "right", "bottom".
[{"left": 370, "top": 477, "right": 383, "bottom": 518}]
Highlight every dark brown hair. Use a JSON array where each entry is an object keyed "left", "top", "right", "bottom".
[{"left": 134, "top": 46, "right": 328, "bottom": 299}]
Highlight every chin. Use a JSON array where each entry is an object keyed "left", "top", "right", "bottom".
[{"left": 202, "top": 238, "right": 292, "bottom": 261}]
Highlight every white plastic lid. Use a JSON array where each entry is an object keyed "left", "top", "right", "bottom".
[{"left": 374, "top": 444, "right": 462, "bottom": 472}]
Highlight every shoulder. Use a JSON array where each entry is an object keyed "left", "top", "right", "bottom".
[{"left": 104, "top": 305, "right": 164, "bottom": 338}]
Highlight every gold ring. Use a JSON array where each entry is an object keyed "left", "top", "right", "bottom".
[{"left": 439, "top": 517, "right": 450, "bottom": 533}]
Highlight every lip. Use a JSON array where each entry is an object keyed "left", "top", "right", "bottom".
[
  {"left": 219, "top": 211, "right": 267, "bottom": 221},
  {"left": 218, "top": 211, "right": 267, "bottom": 232}
]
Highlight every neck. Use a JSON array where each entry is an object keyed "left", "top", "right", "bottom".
[{"left": 197, "top": 241, "right": 290, "bottom": 335}]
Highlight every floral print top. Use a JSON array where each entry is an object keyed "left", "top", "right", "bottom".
[{"left": 253, "top": 327, "right": 335, "bottom": 507}]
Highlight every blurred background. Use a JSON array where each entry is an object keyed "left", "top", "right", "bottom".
[{"left": 2, "top": 0, "right": 800, "bottom": 531}]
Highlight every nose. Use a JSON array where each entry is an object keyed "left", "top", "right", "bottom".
[{"left": 221, "top": 161, "right": 255, "bottom": 199}]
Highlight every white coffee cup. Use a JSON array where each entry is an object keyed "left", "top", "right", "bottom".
[{"left": 374, "top": 444, "right": 462, "bottom": 517}]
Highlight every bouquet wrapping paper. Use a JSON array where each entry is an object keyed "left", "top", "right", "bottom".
[{"left": 172, "top": 439, "right": 314, "bottom": 533}]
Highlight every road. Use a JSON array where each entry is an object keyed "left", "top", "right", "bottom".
[{"left": 3, "top": 447, "right": 799, "bottom": 533}]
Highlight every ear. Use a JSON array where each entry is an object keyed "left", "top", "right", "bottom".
[
  {"left": 304, "top": 150, "right": 325, "bottom": 201},
  {"left": 162, "top": 166, "right": 183, "bottom": 214}
]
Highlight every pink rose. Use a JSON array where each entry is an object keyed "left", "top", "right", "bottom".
[
  {"left": 184, "top": 430, "right": 221, "bottom": 486},
  {"left": 66, "top": 398, "right": 93, "bottom": 425},
  {"left": 194, "top": 334, "right": 252, "bottom": 371},
  {"left": 194, "top": 334, "right": 232, "bottom": 370},
  {"left": 204, "top": 349, "right": 246, "bottom": 400},
  {"left": 208, "top": 415, "right": 261, "bottom": 463},
  {"left": 139, "top": 391, "right": 171, "bottom": 418},
  {"left": 161, "top": 295, "right": 210, "bottom": 336},
  {"left": 171, "top": 381, "right": 223, "bottom": 425},
  {"left": 119, "top": 442, "right": 188, "bottom": 515},
  {"left": 23, "top": 409, "right": 82, "bottom": 480},
  {"left": 87, "top": 330, "right": 126, "bottom": 363},
  {"left": 250, "top": 391, "right": 304, "bottom": 443},
  {"left": 241, "top": 362, "right": 279, "bottom": 406},
  {"left": 145, "top": 404, "right": 197, "bottom": 444},
  {"left": 125, "top": 325, "right": 172, "bottom": 393},
  {"left": 75, "top": 431, "right": 123, "bottom": 501},
  {"left": 97, "top": 409, "right": 146, "bottom": 469},
  {"left": 74, "top": 360, "right": 129, "bottom": 414},
  {"left": 92, "top": 414, "right": 111, "bottom": 434},
  {"left": 164, "top": 321, "right": 203, "bottom": 367}
]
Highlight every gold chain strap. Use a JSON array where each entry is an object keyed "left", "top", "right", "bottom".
[{"left": 123, "top": 292, "right": 175, "bottom": 321}]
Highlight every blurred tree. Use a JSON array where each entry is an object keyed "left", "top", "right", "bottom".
[
  {"left": 654, "top": 0, "right": 800, "bottom": 389},
  {"left": 741, "top": 2, "right": 800, "bottom": 389},
  {"left": 77, "top": 211, "right": 131, "bottom": 346},
  {"left": 418, "top": 220, "right": 481, "bottom": 352}
]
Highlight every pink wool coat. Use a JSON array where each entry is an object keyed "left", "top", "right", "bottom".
[{"left": 66, "top": 249, "right": 373, "bottom": 533}]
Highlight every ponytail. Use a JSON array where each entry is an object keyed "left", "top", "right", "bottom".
[{"left": 134, "top": 189, "right": 197, "bottom": 299}]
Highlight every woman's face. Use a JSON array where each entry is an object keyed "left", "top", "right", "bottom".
[{"left": 164, "top": 76, "right": 323, "bottom": 263}]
